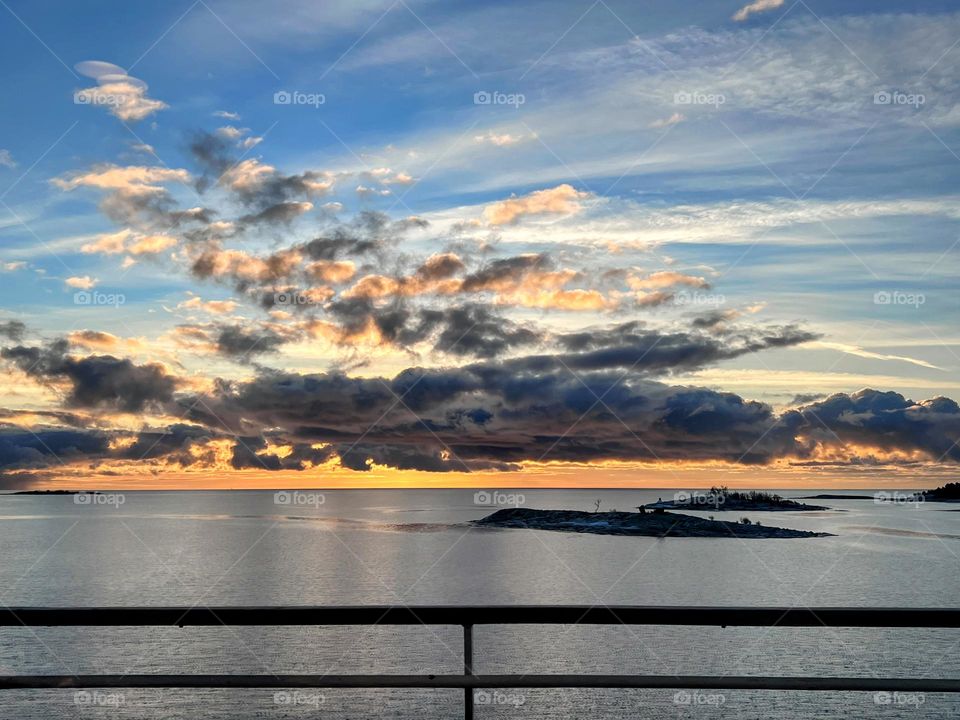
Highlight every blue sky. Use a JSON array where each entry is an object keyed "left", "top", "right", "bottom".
[{"left": 0, "top": 0, "right": 958, "bottom": 487}]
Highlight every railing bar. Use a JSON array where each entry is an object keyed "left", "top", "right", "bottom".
[
  {"left": 0, "top": 675, "right": 959, "bottom": 691},
  {"left": 463, "top": 624, "right": 473, "bottom": 720},
  {"left": 3, "top": 606, "right": 960, "bottom": 627}
]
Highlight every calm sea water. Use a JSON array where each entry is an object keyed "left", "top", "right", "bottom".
[{"left": 0, "top": 488, "right": 958, "bottom": 718}]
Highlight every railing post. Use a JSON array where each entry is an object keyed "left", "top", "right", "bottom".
[{"left": 463, "top": 623, "right": 473, "bottom": 720}]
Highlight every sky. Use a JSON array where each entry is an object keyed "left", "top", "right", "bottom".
[{"left": 0, "top": 0, "right": 958, "bottom": 490}]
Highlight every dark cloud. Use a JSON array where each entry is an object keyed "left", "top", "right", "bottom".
[
  {"left": 791, "top": 392, "right": 826, "bottom": 405},
  {"left": 459, "top": 254, "right": 550, "bottom": 292},
  {"left": 163, "top": 361, "right": 960, "bottom": 473},
  {"left": 215, "top": 325, "right": 289, "bottom": 359},
  {"left": 431, "top": 306, "right": 540, "bottom": 358},
  {"left": 239, "top": 201, "right": 312, "bottom": 227},
  {"left": 787, "top": 390, "right": 960, "bottom": 462},
  {"left": 544, "top": 322, "right": 818, "bottom": 375},
  {"left": 1, "top": 340, "right": 177, "bottom": 413},
  {"left": 0, "top": 321, "right": 26, "bottom": 342},
  {"left": 189, "top": 131, "right": 331, "bottom": 209},
  {"left": 0, "top": 429, "right": 109, "bottom": 470}
]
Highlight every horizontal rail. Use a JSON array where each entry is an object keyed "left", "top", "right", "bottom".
[
  {"left": 3, "top": 606, "right": 958, "bottom": 715},
  {"left": 2, "top": 606, "right": 960, "bottom": 627},
  {"left": 1, "top": 675, "right": 958, "bottom": 692}
]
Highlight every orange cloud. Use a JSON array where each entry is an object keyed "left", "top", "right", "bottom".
[{"left": 483, "top": 184, "right": 590, "bottom": 225}]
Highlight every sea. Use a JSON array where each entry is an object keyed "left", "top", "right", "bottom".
[{"left": 0, "top": 488, "right": 957, "bottom": 718}]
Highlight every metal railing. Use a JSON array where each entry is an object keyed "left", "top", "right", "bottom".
[{"left": 1, "top": 606, "right": 959, "bottom": 718}]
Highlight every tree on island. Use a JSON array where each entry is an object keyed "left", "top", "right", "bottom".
[{"left": 922, "top": 483, "right": 960, "bottom": 500}]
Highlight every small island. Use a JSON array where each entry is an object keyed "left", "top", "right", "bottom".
[
  {"left": 473, "top": 508, "right": 833, "bottom": 538},
  {"left": 799, "top": 494, "right": 875, "bottom": 500},
  {"left": 12, "top": 489, "right": 79, "bottom": 495},
  {"left": 643, "top": 487, "right": 829, "bottom": 512}
]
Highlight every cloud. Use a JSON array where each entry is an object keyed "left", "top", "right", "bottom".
[
  {"left": 2, "top": 339, "right": 178, "bottom": 413},
  {"left": 65, "top": 276, "right": 97, "bottom": 290},
  {"left": 53, "top": 164, "right": 193, "bottom": 228},
  {"left": 53, "top": 165, "right": 190, "bottom": 194},
  {"left": 167, "top": 368, "right": 958, "bottom": 473},
  {"left": 3, "top": 328, "right": 958, "bottom": 477},
  {"left": 484, "top": 184, "right": 591, "bottom": 225},
  {"left": 813, "top": 342, "right": 943, "bottom": 371},
  {"left": 216, "top": 125, "right": 248, "bottom": 140},
  {"left": 176, "top": 296, "right": 239, "bottom": 315},
  {"left": 0, "top": 430, "right": 110, "bottom": 472},
  {"left": 2, "top": 262, "right": 26, "bottom": 272},
  {"left": 356, "top": 184, "right": 391, "bottom": 198},
  {"left": 0, "top": 150, "right": 15, "bottom": 168},
  {"left": 213, "top": 110, "right": 241, "bottom": 120},
  {"left": 74, "top": 60, "right": 168, "bottom": 122},
  {"left": 67, "top": 330, "right": 132, "bottom": 352},
  {"left": 214, "top": 324, "right": 292, "bottom": 359},
  {"left": 627, "top": 271, "right": 710, "bottom": 291},
  {"left": 239, "top": 201, "right": 314, "bottom": 226},
  {"left": 474, "top": 131, "right": 533, "bottom": 147},
  {"left": 648, "top": 112, "right": 685, "bottom": 128},
  {"left": 0, "top": 321, "right": 26, "bottom": 342},
  {"left": 81, "top": 229, "right": 177, "bottom": 256},
  {"left": 733, "top": 0, "right": 785, "bottom": 22},
  {"left": 190, "top": 132, "right": 334, "bottom": 205}
]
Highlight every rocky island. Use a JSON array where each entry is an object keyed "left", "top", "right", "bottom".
[
  {"left": 473, "top": 508, "right": 833, "bottom": 538},
  {"left": 644, "top": 487, "right": 829, "bottom": 512}
]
